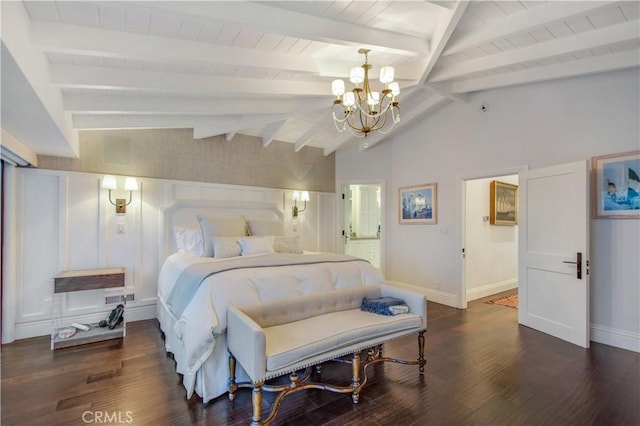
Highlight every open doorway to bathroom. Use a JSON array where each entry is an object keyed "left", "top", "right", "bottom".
[{"left": 339, "top": 182, "right": 383, "bottom": 270}]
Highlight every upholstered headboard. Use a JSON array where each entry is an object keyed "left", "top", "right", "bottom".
[{"left": 159, "top": 199, "right": 284, "bottom": 262}]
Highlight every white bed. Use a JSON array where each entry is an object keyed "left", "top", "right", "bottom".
[{"left": 157, "top": 200, "right": 386, "bottom": 403}]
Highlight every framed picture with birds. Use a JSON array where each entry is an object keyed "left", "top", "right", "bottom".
[{"left": 592, "top": 150, "right": 640, "bottom": 219}]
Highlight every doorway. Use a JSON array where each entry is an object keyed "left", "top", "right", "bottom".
[
  {"left": 339, "top": 182, "right": 384, "bottom": 270},
  {"left": 460, "top": 167, "right": 526, "bottom": 309}
]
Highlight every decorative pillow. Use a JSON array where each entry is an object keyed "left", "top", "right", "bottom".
[
  {"left": 197, "top": 215, "right": 249, "bottom": 257},
  {"left": 273, "top": 236, "right": 303, "bottom": 254},
  {"left": 212, "top": 237, "right": 242, "bottom": 259},
  {"left": 237, "top": 236, "right": 275, "bottom": 256},
  {"left": 247, "top": 220, "right": 284, "bottom": 236},
  {"left": 173, "top": 227, "right": 203, "bottom": 256}
]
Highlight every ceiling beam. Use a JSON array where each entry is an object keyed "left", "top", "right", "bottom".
[
  {"left": 418, "top": 0, "right": 470, "bottom": 85},
  {"left": 294, "top": 115, "right": 333, "bottom": 152},
  {"left": 430, "top": 20, "right": 640, "bottom": 83},
  {"left": 1, "top": 2, "right": 78, "bottom": 157},
  {"left": 323, "top": 132, "right": 354, "bottom": 156},
  {"left": 31, "top": 20, "right": 360, "bottom": 78},
  {"left": 193, "top": 114, "right": 290, "bottom": 140},
  {"left": 262, "top": 120, "right": 288, "bottom": 147},
  {"left": 62, "top": 93, "right": 328, "bottom": 115},
  {"left": 443, "top": 1, "right": 612, "bottom": 56},
  {"left": 72, "top": 114, "right": 238, "bottom": 130},
  {"left": 49, "top": 64, "right": 330, "bottom": 96},
  {"left": 135, "top": 1, "right": 429, "bottom": 56},
  {"left": 421, "top": 84, "right": 470, "bottom": 103},
  {"left": 451, "top": 49, "right": 640, "bottom": 93}
]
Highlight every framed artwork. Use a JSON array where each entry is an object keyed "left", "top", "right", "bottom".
[
  {"left": 399, "top": 183, "right": 437, "bottom": 224},
  {"left": 591, "top": 150, "right": 640, "bottom": 219},
  {"left": 490, "top": 180, "right": 518, "bottom": 225}
]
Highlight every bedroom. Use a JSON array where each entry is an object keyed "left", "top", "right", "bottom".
[{"left": 2, "top": 1, "right": 639, "bottom": 424}]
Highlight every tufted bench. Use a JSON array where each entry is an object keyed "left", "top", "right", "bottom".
[{"left": 227, "top": 284, "right": 427, "bottom": 426}]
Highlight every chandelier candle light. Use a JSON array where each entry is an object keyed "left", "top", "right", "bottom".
[{"left": 331, "top": 49, "right": 400, "bottom": 137}]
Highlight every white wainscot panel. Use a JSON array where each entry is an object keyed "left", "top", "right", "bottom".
[
  {"left": 67, "top": 176, "right": 101, "bottom": 269},
  {"left": 20, "top": 174, "right": 60, "bottom": 320}
]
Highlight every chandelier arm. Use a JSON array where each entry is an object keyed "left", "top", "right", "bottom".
[{"left": 351, "top": 98, "right": 394, "bottom": 119}]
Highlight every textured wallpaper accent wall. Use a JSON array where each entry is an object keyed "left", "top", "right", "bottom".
[{"left": 37, "top": 129, "right": 335, "bottom": 193}]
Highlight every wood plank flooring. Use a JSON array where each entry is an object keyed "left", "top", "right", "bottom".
[{"left": 2, "top": 292, "right": 638, "bottom": 425}]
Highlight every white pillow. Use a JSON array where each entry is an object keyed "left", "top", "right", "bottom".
[
  {"left": 197, "top": 215, "right": 249, "bottom": 257},
  {"left": 174, "top": 228, "right": 203, "bottom": 256},
  {"left": 212, "top": 237, "right": 242, "bottom": 259},
  {"left": 273, "top": 236, "right": 303, "bottom": 254},
  {"left": 237, "top": 236, "right": 275, "bottom": 256},
  {"left": 247, "top": 220, "right": 284, "bottom": 236}
]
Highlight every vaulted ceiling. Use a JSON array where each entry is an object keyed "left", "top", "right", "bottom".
[{"left": 2, "top": 1, "right": 639, "bottom": 159}]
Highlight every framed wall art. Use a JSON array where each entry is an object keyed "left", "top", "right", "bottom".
[
  {"left": 591, "top": 150, "right": 640, "bottom": 219},
  {"left": 490, "top": 180, "right": 518, "bottom": 225},
  {"left": 399, "top": 183, "right": 437, "bottom": 224}
]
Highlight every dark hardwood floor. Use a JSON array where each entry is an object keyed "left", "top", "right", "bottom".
[{"left": 2, "top": 292, "right": 638, "bottom": 425}]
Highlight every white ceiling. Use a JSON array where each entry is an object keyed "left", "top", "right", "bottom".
[{"left": 2, "top": 1, "right": 639, "bottom": 158}]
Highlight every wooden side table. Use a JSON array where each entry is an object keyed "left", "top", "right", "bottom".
[{"left": 51, "top": 267, "right": 126, "bottom": 350}]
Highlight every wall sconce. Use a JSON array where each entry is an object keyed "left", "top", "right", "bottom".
[
  {"left": 102, "top": 175, "right": 138, "bottom": 214},
  {"left": 292, "top": 190, "right": 310, "bottom": 217}
]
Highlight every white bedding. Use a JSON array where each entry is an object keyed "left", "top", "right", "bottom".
[{"left": 157, "top": 251, "right": 386, "bottom": 402}]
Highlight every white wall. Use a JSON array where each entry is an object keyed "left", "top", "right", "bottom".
[
  {"left": 2, "top": 167, "right": 335, "bottom": 342},
  {"left": 465, "top": 175, "right": 518, "bottom": 301},
  {"left": 337, "top": 68, "right": 640, "bottom": 352}
]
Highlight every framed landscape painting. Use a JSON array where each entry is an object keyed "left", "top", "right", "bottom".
[
  {"left": 490, "top": 180, "right": 518, "bottom": 225},
  {"left": 592, "top": 150, "right": 640, "bottom": 219},
  {"left": 399, "top": 183, "right": 437, "bottom": 224}
]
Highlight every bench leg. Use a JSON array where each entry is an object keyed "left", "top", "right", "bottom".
[
  {"left": 351, "top": 350, "right": 361, "bottom": 404},
  {"left": 251, "top": 382, "right": 264, "bottom": 426},
  {"left": 418, "top": 330, "right": 426, "bottom": 374},
  {"left": 228, "top": 353, "right": 238, "bottom": 401},
  {"left": 314, "top": 364, "right": 322, "bottom": 380}
]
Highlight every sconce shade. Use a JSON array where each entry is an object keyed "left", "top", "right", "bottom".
[
  {"left": 301, "top": 191, "right": 310, "bottom": 202},
  {"left": 102, "top": 175, "right": 117, "bottom": 190},
  {"left": 124, "top": 177, "right": 139, "bottom": 191},
  {"left": 102, "top": 175, "right": 137, "bottom": 214},
  {"left": 292, "top": 190, "right": 301, "bottom": 201}
]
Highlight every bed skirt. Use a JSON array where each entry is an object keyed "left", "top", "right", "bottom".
[{"left": 157, "top": 297, "right": 250, "bottom": 403}]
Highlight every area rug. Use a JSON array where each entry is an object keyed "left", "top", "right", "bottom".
[{"left": 485, "top": 293, "right": 518, "bottom": 309}]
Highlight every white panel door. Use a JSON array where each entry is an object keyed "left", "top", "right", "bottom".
[{"left": 519, "top": 160, "right": 590, "bottom": 347}]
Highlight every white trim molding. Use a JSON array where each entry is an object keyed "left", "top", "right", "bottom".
[
  {"left": 590, "top": 323, "right": 640, "bottom": 354},
  {"left": 466, "top": 278, "right": 518, "bottom": 302},
  {"left": 387, "top": 280, "right": 458, "bottom": 308}
]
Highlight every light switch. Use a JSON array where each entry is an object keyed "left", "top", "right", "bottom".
[{"left": 117, "top": 224, "right": 125, "bottom": 234}]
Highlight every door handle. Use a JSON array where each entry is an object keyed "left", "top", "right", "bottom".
[{"left": 563, "top": 252, "right": 582, "bottom": 279}]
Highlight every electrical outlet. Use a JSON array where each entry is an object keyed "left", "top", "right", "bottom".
[{"left": 435, "top": 280, "right": 441, "bottom": 290}]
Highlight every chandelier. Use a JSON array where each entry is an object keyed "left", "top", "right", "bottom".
[{"left": 331, "top": 49, "right": 400, "bottom": 138}]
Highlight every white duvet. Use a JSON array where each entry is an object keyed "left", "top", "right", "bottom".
[{"left": 157, "top": 252, "right": 386, "bottom": 400}]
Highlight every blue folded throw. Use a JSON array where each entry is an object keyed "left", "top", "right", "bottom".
[{"left": 361, "top": 296, "right": 409, "bottom": 316}]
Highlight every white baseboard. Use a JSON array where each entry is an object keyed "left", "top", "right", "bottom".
[
  {"left": 12, "top": 304, "right": 158, "bottom": 342},
  {"left": 466, "top": 278, "right": 518, "bottom": 302},
  {"left": 387, "top": 280, "right": 458, "bottom": 308},
  {"left": 590, "top": 323, "right": 640, "bottom": 353}
]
